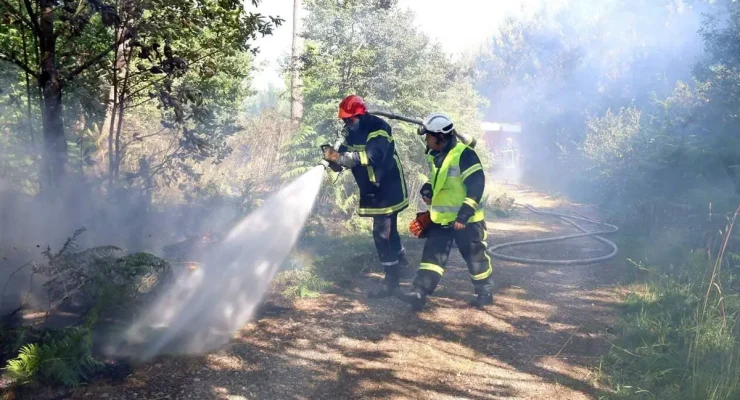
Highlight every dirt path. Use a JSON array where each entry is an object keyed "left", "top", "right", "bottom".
[{"left": 33, "top": 187, "right": 623, "bottom": 400}]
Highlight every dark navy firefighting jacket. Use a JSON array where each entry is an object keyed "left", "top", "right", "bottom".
[{"left": 338, "top": 114, "right": 409, "bottom": 217}]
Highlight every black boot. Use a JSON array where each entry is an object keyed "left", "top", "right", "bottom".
[
  {"left": 469, "top": 293, "right": 493, "bottom": 309},
  {"left": 367, "top": 280, "right": 399, "bottom": 299},
  {"left": 398, "top": 250, "right": 414, "bottom": 279},
  {"left": 399, "top": 287, "right": 427, "bottom": 311}
]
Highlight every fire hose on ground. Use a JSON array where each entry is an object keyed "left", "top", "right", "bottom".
[{"left": 487, "top": 204, "right": 619, "bottom": 265}]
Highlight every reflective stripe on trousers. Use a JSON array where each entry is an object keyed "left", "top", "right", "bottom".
[{"left": 413, "top": 221, "right": 493, "bottom": 296}]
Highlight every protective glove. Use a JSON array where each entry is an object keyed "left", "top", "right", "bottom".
[
  {"left": 409, "top": 211, "right": 432, "bottom": 238},
  {"left": 319, "top": 144, "right": 343, "bottom": 172},
  {"left": 322, "top": 146, "right": 339, "bottom": 162}
]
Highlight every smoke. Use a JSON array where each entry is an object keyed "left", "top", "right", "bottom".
[
  {"left": 474, "top": 0, "right": 714, "bottom": 190},
  {"left": 103, "top": 165, "right": 324, "bottom": 362},
  {"left": 0, "top": 175, "right": 180, "bottom": 317}
]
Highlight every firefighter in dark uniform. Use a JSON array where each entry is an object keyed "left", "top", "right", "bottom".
[
  {"left": 401, "top": 113, "right": 494, "bottom": 310},
  {"left": 322, "top": 95, "right": 411, "bottom": 298}
]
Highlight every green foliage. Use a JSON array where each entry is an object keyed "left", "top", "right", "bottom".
[
  {"left": 278, "top": 232, "right": 379, "bottom": 299},
  {"left": 473, "top": 0, "right": 735, "bottom": 229},
  {"left": 279, "top": 266, "right": 332, "bottom": 299},
  {"left": 560, "top": 4, "right": 739, "bottom": 229},
  {"left": 2, "top": 229, "right": 171, "bottom": 388},
  {"left": 582, "top": 107, "right": 642, "bottom": 169},
  {"left": 35, "top": 228, "right": 170, "bottom": 309},
  {"left": 5, "top": 328, "right": 105, "bottom": 387},
  {"left": 102, "top": 0, "right": 284, "bottom": 192},
  {"left": 0, "top": 0, "right": 283, "bottom": 191},
  {"left": 475, "top": 0, "right": 707, "bottom": 191},
  {"left": 474, "top": 1, "right": 740, "bottom": 397},
  {"left": 603, "top": 250, "right": 740, "bottom": 400},
  {"left": 280, "top": 225, "right": 395, "bottom": 298}
]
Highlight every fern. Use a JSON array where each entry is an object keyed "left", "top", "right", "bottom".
[
  {"left": 280, "top": 267, "right": 332, "bottom": 298},
  {"left": 66, "top": 246, "right": 121, "bottom": 265},
  {"left": 282, "top": 165, "right": 314, "bottom": 180},
  {"left": 41, "top": 228, "right": 86, "bottom": 262},
  {"left": 6, "top": 343, "right": 41, "bottom": 384},
  {"left": 115, "top": 252, "right": 169, "bottom": 279},
  {"left": 2, "top": 231, "right": 171, "bottom": 388},
  {"left": 33, "top": 229, "right": 170, "bottom": 311},
  {"left": 5, "top": 327, "right": 105, "bottom": 387}
]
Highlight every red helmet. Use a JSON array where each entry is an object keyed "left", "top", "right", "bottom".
[{"left": 338, "top": 95, "right": 367, "bottom": 119}]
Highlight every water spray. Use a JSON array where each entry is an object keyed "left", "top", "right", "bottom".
[{"left": 105, "top": 166, "right": 326, "bottom": 362}]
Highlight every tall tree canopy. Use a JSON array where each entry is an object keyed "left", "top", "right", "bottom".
[{"left": 0, "top": 0, "right": 282, "bottom": 192}]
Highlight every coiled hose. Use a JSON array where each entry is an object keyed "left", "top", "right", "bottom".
[{"left": 488, "top": 204, "right": 619, "bottom": 266}]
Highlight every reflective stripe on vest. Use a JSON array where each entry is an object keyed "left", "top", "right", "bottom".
[{"left": 428, "top": 143, "right": 485, "bottom": 225}]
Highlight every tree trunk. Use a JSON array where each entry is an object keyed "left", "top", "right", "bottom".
[
  {"left": 106, "top": 26, "right": 126, "bottom": 188},
  {"left": 113, "top": 60, "right": 130, "bottom": 180},
  {"left": 19, "top": 0, "right": 34, "bottom": 144},
  {"left": 93, "top": 85, "right": 116, "bottom": 178},
  {"left": 38, "top": 0, "right": 67, "bottom": 192},
  {"left": 103, "top": 21, "right": 133, "bottom": 186},
  {"left": 290, "top": 0, "right": 303, "bottom": 123},
  {"left": 108, "top": 67, "right": 119, "bottom": 187}
]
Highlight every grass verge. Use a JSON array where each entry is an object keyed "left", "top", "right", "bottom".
[{"left": 601, "top": 208, "right": 740, "bottom": 400}]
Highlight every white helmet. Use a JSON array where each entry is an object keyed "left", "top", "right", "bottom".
[{"left": 419, "top": 112, "right": 454, "bottom": 135}]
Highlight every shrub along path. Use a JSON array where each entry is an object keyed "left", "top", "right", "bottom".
[{"left": 31, "top": 186, "right": 624, "bottom": 400}]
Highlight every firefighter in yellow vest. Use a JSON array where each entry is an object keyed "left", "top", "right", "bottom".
[{"left": 401, "top": 113, "right": 494, "bottom": 310}]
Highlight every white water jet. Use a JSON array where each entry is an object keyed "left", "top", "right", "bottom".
[{"left": 104, "top": 166, "right": 325, "bottom": 361}]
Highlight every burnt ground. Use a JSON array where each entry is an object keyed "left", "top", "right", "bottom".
[{"left": 17, "top": 186, "right": 626, "bottom": 400}]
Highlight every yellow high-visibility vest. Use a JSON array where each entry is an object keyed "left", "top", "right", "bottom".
[{"left": 428, "top": 143, "right": 484, "bottom": 225}]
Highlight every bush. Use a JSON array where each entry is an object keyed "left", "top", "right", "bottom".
[
  {"left": 2, "top": 229, "right": 170, "bottom": 388},
  {"left": 5, "top": 327, "right": 104, "bottom": 388},
  {"left": 35, "top": 228, "right": 170, "bottom": 312}
]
